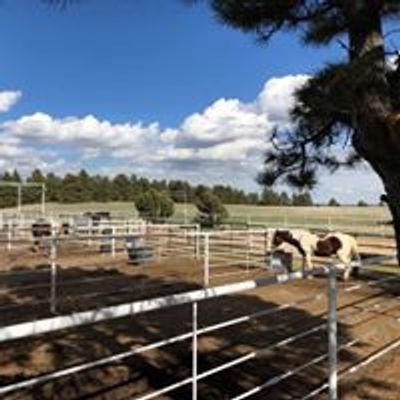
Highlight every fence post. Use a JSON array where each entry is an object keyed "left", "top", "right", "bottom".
[
  {"left": 50, "top": 234, "right": 57, "bottom": 314},
  {"left": 248, "top": 233, "right": 254, "bottom": 273},
  {"left": 328, "top": 217, "right": 333, "bottom": 232},
  {"left": 7, "top": 224, "right": 12, "bottom": 251},
  {"left": 328, "top": 264, "right": 338, "bottom": 400},
  {"left": 111, "top": 227, "right": 116, "bottom": 258},
  {"left": 245, "top": 232, "right": 250, "bottom": 273},
  {"left": 88, "top": 219, "right": 93, "bottom": 247},
  {"left": 380, "top": 222, "right": 385, "bottom": 238},
  {"left": 192, "top": 301, "right": 198, "bottom": 400},
  {"left": 247, "top": 214, "right": 252, "bottom": 228},
  {"left": 195, "top": 225, "right": 200, "bottom": 260},
  {"left": 204, "top": 233, "right": 210, "bottom": 287},
  {"left": 265, "top": 229, "right": 273, "bottom": 269}
]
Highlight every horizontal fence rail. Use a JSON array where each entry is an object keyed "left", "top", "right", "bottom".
[
  {"left": 0, "top": 219, "right": 399, "bottom": 399},
  {"left": 0, "top": 269, "right": 311, "bottom": 343},
  {"left": 6, "top": 262, "right": 395, "bottom": 398},
  {"left": 1, "top": 267, "right": 331, "bottom": 398}
]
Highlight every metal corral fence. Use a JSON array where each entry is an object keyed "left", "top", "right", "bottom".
[
  {"left": 2, "top": 223, "right": 396, "bottom": 315},
  {"left": 1, "top": 259, "right": 400, "bottom": 399},
  {"left": 200, "top": 229, "right": 273, "bottom": 286},
  {"left": 0, "top": 268, "right": 334, "bottom": 399},
  {"left": 143, "top": 223, "right": 201, "bottom": 259},
  {"left": 0, "top": 223, "right": 203, "bottom": 314},
  {"left": 0, "top": 217, "right": 202, "bottom": 255},
  {"left": 225, "top": 213, "right": 393, "bottom": 238}
]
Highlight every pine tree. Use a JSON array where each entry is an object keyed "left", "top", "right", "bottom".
[
  {"left": 328, "top": 198, "right": 340, "bottom": 207},
  {"left": 0, "top": 171, "right": 17, "bottom": 208},
  {"left": 112, "top": 174, "right": 133, "bottom": 201},
  {"left": 194, "top": 188, "right": 229, "bottom": 227},
  {"left": 195, "top": 0, "right": 400, "bottom": 263}
]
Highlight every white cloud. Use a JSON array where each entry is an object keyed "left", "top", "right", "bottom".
[
  {"left": 2, "top": 112, "right": 161, "bottom": 160},
  {"left": 255, "top": 75, "right": 309, "bottom": 125},
  {"left": 0, "top": 135, "right": 64, "bottom": 175},
  {"left": 160, "top": 74, "right": 307, "bottom": 167},
  {"left": 0, "top": 137, "right": 25, "bottom": 158},
  {"left": 0, "top": 90, "right": 22, "bottom": 112},
  {"left": 1, "top": 75, "right": 306, "bottom": 171},
  {"left": 178, "top": 98, "right": 272, "bottom": 146},
  {"left": 1, "top": 74, "right": 383, "bottom": 202}
]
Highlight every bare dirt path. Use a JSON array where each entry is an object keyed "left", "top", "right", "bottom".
[{"left": 0, "top": 244, "right": 400, "bottom": 399}]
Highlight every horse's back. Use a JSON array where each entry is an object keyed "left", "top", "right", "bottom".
[{"left": 325, "top": 232, "right": 359, "bottom": 253}]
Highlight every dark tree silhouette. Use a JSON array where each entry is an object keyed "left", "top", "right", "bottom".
[
  {"left": 328, "top": 198, "right": 341, "bottom": 207},
  {"left": 192, "top": 1, "right": 400, "bottom": 263}
]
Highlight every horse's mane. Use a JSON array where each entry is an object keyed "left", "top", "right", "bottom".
[{"left": 273, "top": 230, "right": 307, "bottom": 257}]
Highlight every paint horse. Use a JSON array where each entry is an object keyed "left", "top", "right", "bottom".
[{"left": 272, "top": 229, "right": 361, "bottom": 280}]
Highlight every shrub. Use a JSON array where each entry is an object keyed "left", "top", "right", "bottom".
[
  {"left": 328, "top": 198, "right": 340, "bottom": 207},
  {"left": 194, "top": 189, "right": 228, "bottom": 228},
  {"left": 135, "top": 189, "right": 174, "bottom": 222}
]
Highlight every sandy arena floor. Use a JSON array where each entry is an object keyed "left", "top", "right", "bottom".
[{"left": 0, "top": 242, "right": 400, "bottom": 400}]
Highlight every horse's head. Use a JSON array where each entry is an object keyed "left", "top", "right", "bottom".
[{"left": 272, "top": 230, "right": 292, "bottom": 248}]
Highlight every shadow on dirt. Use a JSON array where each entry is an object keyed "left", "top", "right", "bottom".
[{"left": 1, "top": 258, "right": 400, "bottom": 399}]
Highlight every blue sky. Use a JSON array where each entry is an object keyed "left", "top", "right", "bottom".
[{"left": 0, "top": 0, "right": 384, "bottom": 203}]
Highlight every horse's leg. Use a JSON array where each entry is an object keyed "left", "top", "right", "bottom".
[
  {"left": 351, "top": 241, "right": 362, "bottom": 277},
  {"left": 302, "top": 250, "right": 313, "bottom": 278},
  {"left": 301, "top": 256, "right": 306, "bottom": 274},
  {"left": 337, "top": 250, "right": 351, "bottom": 281}
]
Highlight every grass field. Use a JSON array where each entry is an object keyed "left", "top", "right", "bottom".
[{"left": 1, "top": 201, "right": 393, "bottom": 235}]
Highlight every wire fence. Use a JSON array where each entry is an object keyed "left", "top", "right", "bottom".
[
  {"left": 1, "top": 259, "right": 400, "bottom": 399},
  {"left": 0, "top": 217, "right": 399, "bottom": 398}
]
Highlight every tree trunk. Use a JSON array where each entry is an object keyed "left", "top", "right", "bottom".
[
  {"left": 384, "top": 176, "right": 400, "bottom": 265},
  {"left": 346, "top": 2, "right": 400, "bottom": 264}
]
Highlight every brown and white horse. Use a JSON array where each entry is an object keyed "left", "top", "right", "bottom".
[{"left": 272, "top": 229, "right": 361, "bottom": 280}]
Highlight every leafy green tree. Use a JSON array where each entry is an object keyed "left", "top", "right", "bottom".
[
  {"left": 247, "top": 192, "right": 259, "bottom": 205},
  {"left": 292, "top": 192, "right": 313, "bottom": 207},
  {"left": 196, "top": 1, "right": 400, "bottom": 262},
  {"left": 77, "top": 169, "right": 93, "bottom": 202},
  {"left": 279, "top": 191, "right": 291, "bottom": 206},
  {"left": 260, "top": 188, "right": 281, "bottom": 206},
  {"left": 45, "top": 172, "right": 62, "bottom": 202},
  {"left": 135, "top": 189, "right": 175, "bottom": 222},
  {"left": 328, "top": 198, "right": 340, "bottom": 207},
  {"left": 11, "top": 170, "right": 21, "bottom": 183},
  {"left": 0, "top": 171, "right": 18, "bottom": 208},
  {"left": 112, "top": 174, "right": 133, "bottom": 201},
  {"left": 91, "top": 175, "right": 112, "bottom": 202},
  {"left": 0, "top": 168, "right": 295, "bottom": 209},
  {"left": 168, "top": 180, "right": 192, "bottom": 203},
  {"left": 59, "top": 172, "right": 91, "bottom": 203},
  {"left": 24, "top": 169, "right": 46, "bottom": 204},
  {"left": 357, "top": 200, "right": 369, "bottom": 207},
  {"left": 194, "top": 188, "right": 228, "bottom": 227}
]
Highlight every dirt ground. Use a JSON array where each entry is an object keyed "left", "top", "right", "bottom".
[{"left": 1, "top": 240, "right": 400, "bottom": 400}]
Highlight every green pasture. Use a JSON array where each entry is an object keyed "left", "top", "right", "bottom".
[{"left": 1, "top": 201, "right": 393, "bottom": 235}]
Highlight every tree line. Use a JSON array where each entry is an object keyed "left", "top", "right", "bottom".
[{"left": 0, "top": 169, "right": 316, "bottom": 208}]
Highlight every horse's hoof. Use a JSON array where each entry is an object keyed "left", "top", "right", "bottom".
[{"left": 343, "top": 270, "right": 351, "bottom": 281}]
